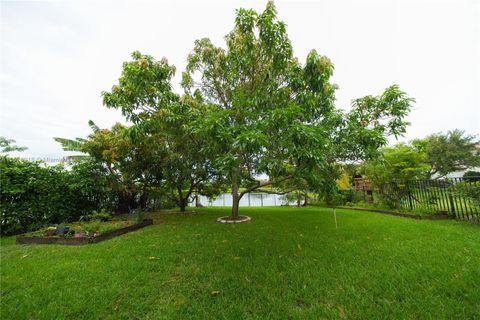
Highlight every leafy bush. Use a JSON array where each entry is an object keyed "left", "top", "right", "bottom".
[
  {"left": 25, "top": 220, "right": 133, "bottom": 237},
  {"left": 69, "top": 158, "right": 117, "bottom": 211},
  {"left": 80, "top": 209, "right": 112, "bottom": 222},
  {"left": 90, "top": 210, "right": 112, "bottom": 222},
  {"left": 314, "top": 190, "right": 349, "bottom": 206},
  {"left": 463, "top": 171, "right": 480, "bottom": 182},
  {"left": 0, "top": 157, "right": 111, "bottom": 236},
  {"left": 130, "top": 208, "right": 146, "bottom": 223},
  {"left": 145, "top": 191, "right": 177, "bottom": 211},
  {"left": 453, "top": 181, "right": 480, "bottom": 207}
]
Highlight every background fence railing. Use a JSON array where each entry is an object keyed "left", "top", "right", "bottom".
[
  {"left": 190, "top": 192, "right": 295, "bottom": 207},
  {"left": 358, "top": 177, "right": 479, "bottom": 223}
]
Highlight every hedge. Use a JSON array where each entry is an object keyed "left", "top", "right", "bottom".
[{"left": 0, "top": 157, "right": 111, "bottom": 236}]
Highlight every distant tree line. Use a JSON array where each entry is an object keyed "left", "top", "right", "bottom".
[{"left": 362, "top": 130, "right": 480, "bottom": 187}]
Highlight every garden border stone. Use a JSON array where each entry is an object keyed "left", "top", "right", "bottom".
[
  {"left": 16, "top": 219, "right": 153, "bottom": 245},
  {"left": 217, "top": 215, "right": 252, "bottom": 224}
]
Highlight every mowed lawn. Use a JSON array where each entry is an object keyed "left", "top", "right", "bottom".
[{"left": 1, "top": 207, "right": 479, "bottom": 319}]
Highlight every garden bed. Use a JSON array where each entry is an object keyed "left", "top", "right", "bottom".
[
  {"left": 16, "top": 219, "right": 153, "bottom": 245},
  {"left": 337, "top": 206, "right": 452, "bottom": 220}
]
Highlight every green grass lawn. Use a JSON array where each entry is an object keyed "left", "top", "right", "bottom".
[{"left": 1, "top": 207, "right": 479, "bottom": 319}]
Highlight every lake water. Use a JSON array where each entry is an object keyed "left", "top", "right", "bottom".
[{"left": 190, "top": 192, "right": 295, "bottom": 207}]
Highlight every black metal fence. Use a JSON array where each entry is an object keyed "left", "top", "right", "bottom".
[{"left": 362, "top": 177, "right": 479, "bottom": 223}]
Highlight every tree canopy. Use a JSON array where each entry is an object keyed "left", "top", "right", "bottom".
[
  {"left": 362, "top": 143, "right": 430, "bottom": 187},
  {"left": 413, "top": 130, "right": 480, "bottom": 178},
  {"left": 362, "top": 130, "right": 480, "bottom": 190},
  {"left": 181, "top": 2, "right": 414, "bottom": 218},
  {"left": 57, "top": 2, "right": 415, "bottom": 219},
  {"left": 99, "top": 52, "right": 222, "bottom": 212}
]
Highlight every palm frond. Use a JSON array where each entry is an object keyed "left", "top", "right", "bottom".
[
  {"left": 88, "top": 120, "right": 100, "bottom": 133},
  {"left": 53, "top": 137, "right": 86, "bottom": 152}
]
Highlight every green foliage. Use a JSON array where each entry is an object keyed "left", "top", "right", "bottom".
[
  {"left": 321, "top": 190, "right": 348, "bottom": 206},
  {"left": 413, "top": 130, "right": 480, "bottom": 178},
  {"left": 149, "top": 95, "right": 223, "bottom": 211},
  {"left": 102, "top": 51, "right": 177, "bottom": 123},
  {"left": 81, "top": 209, "right": 112, "bottom": 222},
  {"left": 130, "top": 208, "right": 146, "bottom": 223},
  {"left": 463, "top": 170, "right": 480, "bottom": 182},
  {"left": 26, "top": 220, "right": 133, "bottom": 237},
  {"left": 361, "top": 143, "right": 430, "bottom": 209},
  {"left": 359, "top": 130, "right": 480, "bottom": 209},
  {"left": 101, "top": 52, "right": 223, "bottom": 212},
  {"left": 53, "top": 137, "right": 85, "bottom": 152},
  {"left": 58, "top": 122, "right": 166, "bottom": 212},
  {"left": 453, "top": 180, "right": 480, "bottom": 206},
  {"left": 0, "top": 156, "right": 112, "bottom": 236},
  {"left": 363, "top": 143, "right": 430, "bottom": 186},
  {"left": 182, "top": 2, "right": 413, "bottom": 217},
  {"left": 58, "top": 3, "right": 413, "bottom": 218},
  {"left": 338, "top": 85, "right": 414, "bottom": 160},
  {"left": 76, "top": 220, "right": 130, "bottom": 235},
  {"left": 69, "top": 157, "right": 117, "bottom": 210},
  {"left": 0, "top": 137, "right": 27, "bottom": 153},
  {"left": 0, "top": 157, "right": 75, "bottom": 235}
]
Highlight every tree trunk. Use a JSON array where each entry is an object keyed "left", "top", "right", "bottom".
[
  {"left": 296, "top": 194, "right": 302, "bottom": 207},
  {"left": 179, "top": 198, "right": 187, "bottom": 213},
  {"left": 118, "top": 191, "right": 137, "bottom": 213},
  {"left": 195, "top": 192, "right": 203, "bottom": 207},
  {"left": 232, "top": 195, "right": 240, "bottom": 219},
  {"left": 180, "top": 204, "right": 187, "bottom": 212},
  {"left": 177, "top": 186, "right": 187, "bottom": 213},
  {"left": 139, "top": 193, "right": 148, "bottom": 209},
  {"left": 302, "top": 195, "right": 308, "bottom": 207},
  {"left": 231, "top": 168, "right": 240, "bottom": 220}
]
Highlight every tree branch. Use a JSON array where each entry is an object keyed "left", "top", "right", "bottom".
[
  {"left": 254, "top": 188, "right": 296, "bottom": 195},
  {"left": 240, "top": 174, "right": 294, "bottom": 198}
]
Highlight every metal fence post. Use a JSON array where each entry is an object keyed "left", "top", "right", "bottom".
[
  {"left": 407, "top": 182, "right": 413, "bottom": 211},
  {"left": 448, "top": 190, "right": 456, "bottom": 217}
]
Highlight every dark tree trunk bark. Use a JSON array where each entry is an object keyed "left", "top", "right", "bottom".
[
  {"left": 177, "top": 186, "right": 188, "bottom": 213},
  {"left": 296, "top": 194, "right": 302, "bottom": 207},
  {"left": 179, "top": 198, "right": 187, "bottom": 213},
  {"left": 195, "top": 193, "right": 203, "bottom": 208},
  {"left": 118, "top": 191, "right": 137, "bottom": 213},
  {"left": 231, "top": 168, "right": 240, "bottom": 220},
  {"left": 232, "top": 195, "right": 240, "bottom": 219},
  {"left": 302, "top": 195, "right": 308, "bottom": 207},
  {"left": 139, "top": 194, "right": 148, "bottom": 209},
  {"left": 180, "top": 204, "right": 187, "bottom": 212}
]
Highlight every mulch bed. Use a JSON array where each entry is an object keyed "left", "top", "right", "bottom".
[{"left": 16, "top": 219, "right": 153, "bottom": 246}]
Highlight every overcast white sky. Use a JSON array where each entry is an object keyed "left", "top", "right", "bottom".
[{"left": 1, "top": 0, "right": 479, "bottom": 159}]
